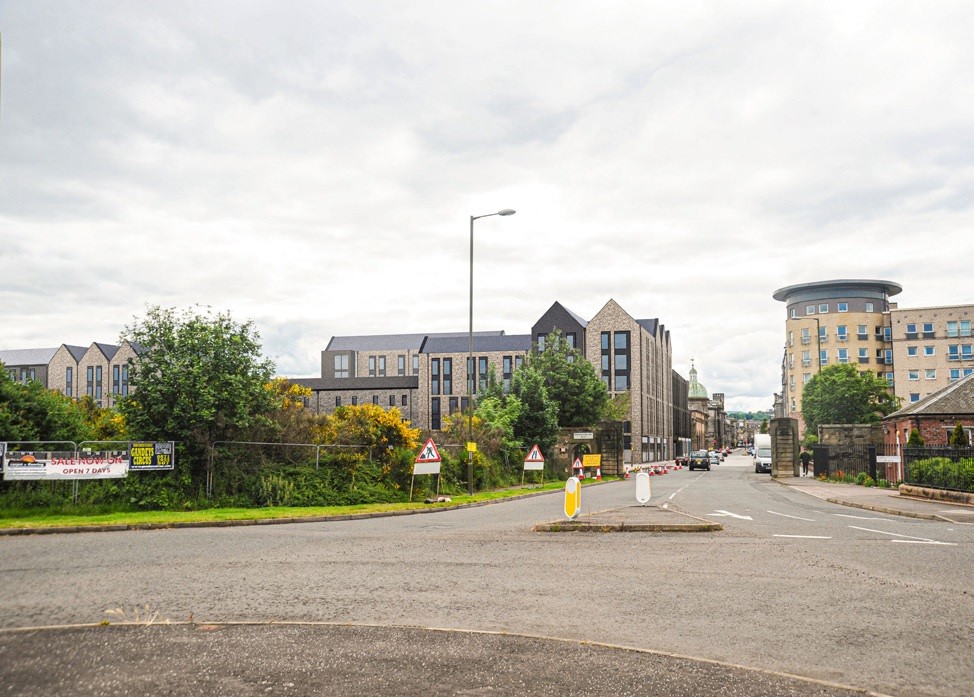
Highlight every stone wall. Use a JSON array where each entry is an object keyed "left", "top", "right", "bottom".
[{"left": 818, "top": 424, "right": 883, "bottom": 447}]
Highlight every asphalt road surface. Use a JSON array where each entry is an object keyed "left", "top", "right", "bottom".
[{"left": 1, "top": 451, "right": 971, "bottom": 696}]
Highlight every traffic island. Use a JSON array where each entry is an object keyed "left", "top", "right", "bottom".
[{"left": 533, "top": 505, "right": 723, "bottom": 533}]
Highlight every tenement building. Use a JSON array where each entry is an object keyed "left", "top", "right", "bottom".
[{"left": 297, "top": 298, "right": 685, "bottom": 465}]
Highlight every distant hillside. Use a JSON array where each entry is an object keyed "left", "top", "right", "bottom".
[{"left": 727, "top": 410, "right": 773, "bottom": 421}]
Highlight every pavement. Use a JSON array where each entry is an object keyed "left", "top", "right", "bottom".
[{"left": 773, "top": 474, "right": 974, "bottom": 524}]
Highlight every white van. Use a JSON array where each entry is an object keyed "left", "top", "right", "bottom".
[{"left": 753, "top": 434, "right": 772, "bottom": 474}]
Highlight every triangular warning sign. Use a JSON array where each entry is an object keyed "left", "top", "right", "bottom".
[
  {"left": 572, "top": 457, "right": 583, "bottom": 469},
  {"left": 415, "top": 438, "right": 442, "bottom": 463},
  {"left": 524, "top": 444, "right": 545, "bottom": 463}
]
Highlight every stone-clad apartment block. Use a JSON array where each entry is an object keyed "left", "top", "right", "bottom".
[{"left": 298, "top": 299, "right": 689, "bottom": 465}]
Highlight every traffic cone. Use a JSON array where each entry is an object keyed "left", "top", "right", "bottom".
[{"left": 596, "top": 467, "right": 602, "bottom": 480}]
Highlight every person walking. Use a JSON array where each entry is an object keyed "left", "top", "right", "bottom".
[{"left": 800, "top": 449, "right": 811, "bottom": 477}]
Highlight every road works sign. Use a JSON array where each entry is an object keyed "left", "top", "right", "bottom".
[
  {"left": 413, "top": 438, "right": 442, "bottom": 475},
  {"left": 523, "top": 444, "right": 545, "bottom": 471}
]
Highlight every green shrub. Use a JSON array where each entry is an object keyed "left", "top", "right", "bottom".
[
  {"left": 855, "top": 472, "right": 869, "bottom": 485},
  {"left": 877, "top": 479, "right": 890, "bottom": 488}
]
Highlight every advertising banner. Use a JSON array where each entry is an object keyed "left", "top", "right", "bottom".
[
  {"left": 129, "top": 441, "right": 175, "bottom": 471},
  {"left": 2, "top": 451, "right": 128, "bottom": 480},
  {"left": 2, "top": 451, "right": 49, "bottom": 480}
]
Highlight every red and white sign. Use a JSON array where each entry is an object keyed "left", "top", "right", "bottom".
[
  {"left": 2, "top": 451, "right": 128, "bottom": 480},
  {"left": 523, "top": 444, "right": 545, "bottom": 471},
  {"left": 413, "top": 438, "right": 442, "bottom": 475}
]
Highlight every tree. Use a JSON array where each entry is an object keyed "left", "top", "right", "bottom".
[
  {"left": 907, "top": 428, "right": 925, "bottom": 446},
  {"left": 801, "top": 364, "right": 900, "bottom": 435},
  {"left": 117, "top": 306, "right": 277, "bottom": 482},
  {"left": 949, "top": 422, "right": 970, "bottom": 447},
  {"left": 530, "top": 331, "right": 609, "bottom": 427},
  {"left": 759, "top": 419, "right": 768, "bottom": 434},
  {"left": 314, "top": 403, "right": 420, "bottom": 459},
  {"left": 0, "top": 368, "right": 92, "bottom": 443},
  {"left": 508, "top": 363, "right": 558, "bottom": 454}
]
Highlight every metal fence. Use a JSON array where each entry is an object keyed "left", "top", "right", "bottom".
[
  {"left": 903, "top": 447, "right": 974, "bottom": 493},
  {"left": 812, "top": 445, "right": 880, "bottom": 481}
]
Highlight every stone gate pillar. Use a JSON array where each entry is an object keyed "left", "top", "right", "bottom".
[{"left": 771, "top": 417, "right": 799, "bottom": 478}]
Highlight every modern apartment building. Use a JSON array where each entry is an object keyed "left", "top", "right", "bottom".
[
  {"left": 297, "top": 299, "right": 684, "bottom": 464},
  {"left": 773, "top": 279, "right": 903, "bottom": 435},
  {"left": 889, "top": 305, "right": 974, "bottom": 405},
  {"left": 1, "top": 341, "right": 140, "bottom": 408}
]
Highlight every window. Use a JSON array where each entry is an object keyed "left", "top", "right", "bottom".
[
  {"left": 947, "top": 321, "right": 959, "bottom": 338},
  {"left": 86, "top": 366, "right": 94, "bottom": 396},
  {"left": 908, "top": 370, "right": 920, "bottom": 381},
  {"left": 401, "top": 394, "right": 407, "bottom": 406},
  {"left": 334, "top": 355, "right": 349, "bottom": 379},
  {"left": 372, "top": 395, "right": 379, "bottom": 405},
  {"left": 950, "top": 369, "right": 961, "bottom": 382},
  {"left": 65, "top": 367, "right": 73, "bottom": 397},
  {"left": 791, "top": 309, "right": 798, "bottom": 319},
  {"left": 905, "top": 323, "right": 918, "bottom": 339},
  {"left": 368, "top": 356, "right": 376, "bottom": 377},
  {"left": 503, "top": 356, "right": 512, "bottom": 392},
  {"left": 806, "top": 305, "right": 815, "bottom": 315},
  {"left": 801, "top": 328, "right": 810, "bottom": 344},
  {"left": 351, "top": 396, "right": 357, "bottom": 406},
  {"left": 922, "top": 322, "right": 934, "bottom": 338},
  {"left": 924, "top": 346, "right": 935, "bottom": 357},
  {"left": 514, "top": 355, "right": 524, "bottom": 370},
  {"left": 884, "top": 349, "right": 893, "bottom": 364},
  {"left": 962, "top": 320, "right": 972, "bottom": 337},
  {"left": 600, "top": 332, "right": 611, "bottom": 389},
  {"left": 467, "top": 357, "right": 475, "bottom": 394},
  {"left": 819, "top": 326, "right": 827, "bottom": 342},
  {"left": 789, "top": 376, "right": 795, "bottom": 389},
  {"left": 537, "top": 334, "right": 546, "bottom": 352},
  {"left": 925, "top": 369, "right": 937, "bottom": 380},
  {"left": 113, "top": 366, "right": 122, "bottom": 395},
  {"left": 838, "top": 302, "right": 848, "bottom": 312},
  {"left": 948, "top": 344, "right": 959, "bottom": 360},
  {"left": 857, "top": 324, "right": 868, "bottom": 339},
  {"left": 95, "top": 366, "right": 103, "bottom": 400},
  {"left": 788, "top": 331, "right": 794, "bottom": 347},
  {"left": 121, "top": 366, "right": 129, "bottom": 396},
  {"left": 412, "top": 355, "right": 419, "bottom": 376},
  {"left": 378, "top": 356, "right": 386, "bottom": 377},
  {"left": 837, "top": 348, "right": 848, "bottom": 364},
  {"left": 478, "top": 357, "right": 488, "bottom": 391},
  {"left": 819, "top": 303, "right": 829, "bottom": 313},
  {"left": 389, "top": 395, "right": 395, "bottom": 407},
  {"left": 836, "top": 325, "right": 848, "bottom": 341},
  {"left": 443, "top": 358, "right": 453, "bottom": 395},
  {"left": 858, "top": 348, "right": 869, "bottom": 363},
  {"left": 614, "top": 331, "right": 630, "bottom": 391},
  {"left": 431, "top": 359, "right": 440, "bottom": 395},
  {"left": 910, "top": 393, "right": 920, "bottom": 403},
  {"left": 884, "top": 326, "right": 892, "bottom": 341},
  {"left": 431, "top": 398, "right": 441, "bottom": 430},
  {"left": 803, "top": 373, "right": 811, "bottom": 384},
  {"left": 335, "top": 396, "right": 342, "bottom": 407},
  {"left": 802, "top": 351, "right": 811, "bottom": 367},
  {"left": 449, "top": 397, "right": 458, "bottom": 414},
  {"left": 398, "top": 355, "right": 406, "bottom": 376},
  {"left": 566, "top": 333, "right": 576, "bottom": 349},
  {"left": 461, "top": 397, "right": 470, "bottom": 413},
  {"left": 865, "top": 302, "right": 874, "bottom": 312},
  {"left": 819, "top": 349, "right": 828, "bottom": 365},
  {"left": 907, "top": 346, "right": 918, "bottom": 357},
  {"left": 885, "top": 372, "right": 894, "bottom": 385},
  {"left": 963, "top": 344, "right": 974, "bottom": 360},
  {"left": 788, "top": 354, "right": 794, "bottom": 369}
]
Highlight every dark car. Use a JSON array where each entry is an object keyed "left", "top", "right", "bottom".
[{"left": 687, "top": 450, "right": 711, "bottom": 471}]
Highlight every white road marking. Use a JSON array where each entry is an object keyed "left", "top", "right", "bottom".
[
  {"left": 767, "top": 510, "right": 815, "bottom": 522},
  {"left": 833, "top": 514, "right": 894, "bottom": 522},
  {"left": 668, "top": 493, "right": 676, "bottom": 500},
  {"left": 892, "top": 540, "right": 957, "bottom": 546},
  {"left": 774, "top": 534, "right": 832, "bottom": 539},
  {"left": 848, "top": 525, "right": 955, "bottom": 545},
  {"left": 707, "top": 510, "right": 753, "bottom": 520}
]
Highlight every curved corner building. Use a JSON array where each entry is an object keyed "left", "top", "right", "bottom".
[{"left": 772, "top": 279, "right": 903, "bottom": 435}]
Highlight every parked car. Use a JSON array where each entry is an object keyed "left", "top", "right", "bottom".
[{"left": 688, "top": 450, "right": 711, "bottom": 471}]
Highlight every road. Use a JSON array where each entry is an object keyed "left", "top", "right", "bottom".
[{"left": 1, "top": 451, "right": 971, "bottom": 696}]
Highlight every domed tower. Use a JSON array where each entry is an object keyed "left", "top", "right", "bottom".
[{"left": 687, "top": 361, "right": 710, "bottom": 449}]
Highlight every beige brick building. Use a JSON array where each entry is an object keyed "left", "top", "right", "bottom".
[{"left": 890, "top": 304, "right": 974, "bottom": 405}]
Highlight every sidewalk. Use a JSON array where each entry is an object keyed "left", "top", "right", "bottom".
[{"left": 774, "top": 475, "right": 974, "bottom": 524}]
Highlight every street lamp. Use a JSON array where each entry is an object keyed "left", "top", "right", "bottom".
[{"left": 468, "top": 208, "right": 515, "bottom": 495}]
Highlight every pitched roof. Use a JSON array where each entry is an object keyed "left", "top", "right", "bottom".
[
  {"left": 293, "top": 376, "right": 419, "bottom": 391},
  {"left": 886, "top": 372, "right": 974, "bottom": 418},
  {"left": 64, "top": 345, "right": 88, "bottom": 361},
  {"left": 326, "top": 331, "right": 504, "bottom": 352},
  {"left": 637, "top": 318, "right": 659, "bottom": 335},
  {"left": 422, "top": 334, "right": 532, "bottom": 354},
  {"left": 0, "top": 347, "right": 59, "bottom": 367},
  {"left": 91, "top": 342, "right": 120, "bottom": 361},
  {"left": 555, "top": 302, "right": 589, "bottom": 328}
]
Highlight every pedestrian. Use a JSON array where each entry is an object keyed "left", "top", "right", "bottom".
[{"left": 800, "top": 449, "right": 811, "bottom": 477}]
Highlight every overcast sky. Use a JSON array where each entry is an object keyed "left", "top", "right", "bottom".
[{"left": 1, "top": 1, "right": 972, "bottom": 412}]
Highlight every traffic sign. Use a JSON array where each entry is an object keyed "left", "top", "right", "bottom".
[
  {"left": 564, "top": 476, "right": 581, "bottom": 520},
  {"left": 523, "top": 444, "right": 544, "bottom": 471},
  {"left": 415, "top": 438, "right": 441, "bottom": 463}
]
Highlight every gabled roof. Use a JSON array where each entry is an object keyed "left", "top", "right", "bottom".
[
  {"left": 422, "top": 334, "right": 532, "bottom": 354},
  {"left": 886, "top": 372, "right": 974, "bottom": 418},
  {"left": 637, "top": 318, "right": 659, "bottom": 335},
  {"left": 555, "top": 302, "right": 589, "bottom": 328},
  {"left": 91, "top": 342, "right": 120, "bottom": 361},
  {"left": 0, "top": 347, "right": 59, "bottom": 367},
  {"left": 293, "top": 376, "right": 419, "bottom": 391},
  {"left": 64, "top": 345, "right": 88, "bottom": 361},
  {"left": 326, "top": 331, "right": 504, "bottom": 352}
]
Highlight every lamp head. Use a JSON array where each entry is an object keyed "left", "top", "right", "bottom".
[{"left": 498, "top": 209, "right": 516, "bottom": 216}]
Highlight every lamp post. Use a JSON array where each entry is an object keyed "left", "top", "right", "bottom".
[{"left": 468, "top": 208, "right": 515, "bottom": 495}]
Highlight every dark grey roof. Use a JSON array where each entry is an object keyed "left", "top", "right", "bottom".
[
  {"left": 554, "top": 302, "right": 589, "bottom": 328},
  {"left": 0, "top": 347, "right": 59, "bottom": 366},
  {"left": 423, "top": 334, "right": 532, "bottom": 354},
  {"left": 65, "top": 345, "right": 88, "bottom": 361},
  {"left": 293, "top": 376, "right": 419, "bottom": 391},
  {"left": 92, "top": 342, "right": 120, "bottom": 361},
  {"left": 326, "top": 331, "right": 504, "bottom": 352},
  {"left": 637, "top": 318, "right": 659, "bottom": 335},
  {"left": 886, "top": 372, "right": 974, "bottom": 418}
]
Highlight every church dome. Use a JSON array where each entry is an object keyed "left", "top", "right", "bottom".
[{"left": 688, "top": 363, "right": 708, "bottom": 399}]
